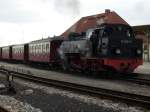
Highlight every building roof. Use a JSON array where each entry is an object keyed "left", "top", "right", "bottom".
[{"left": 61, "top": 9, "right": 129, "bottom": 37}]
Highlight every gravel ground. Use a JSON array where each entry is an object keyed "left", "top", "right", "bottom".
[
  {"left": 0, "top": 95, "right": 42, "bottom": 112},
  {"left": 0, "top": 74, "right": 147, "bottom": 112}
]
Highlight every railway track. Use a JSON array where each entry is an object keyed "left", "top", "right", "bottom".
[
  {"left": 124, "top": 77, "right": 150, "bottom": 85},
  {"left": 0, "top": 68, "right": 150, "bottom": 109},
  {"left": 1, "top": 63, "right": 150, "bottom": 86},
  {"left": 119, "top": 73, "right": 150, "bottom": 86}
]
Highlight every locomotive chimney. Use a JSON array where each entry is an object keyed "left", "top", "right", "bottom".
[{"left": 105, "top": 9, "right": 111, "bottom": 13}]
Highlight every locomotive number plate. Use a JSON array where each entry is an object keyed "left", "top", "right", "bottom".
[{"left": 121, "top": 40, "right": 132, "bottom": 44}]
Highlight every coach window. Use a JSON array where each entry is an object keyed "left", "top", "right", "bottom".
[
  {"left": 30, "top": 46, "right": 32, "bottom": 54},
  {"left": 32, "top": 45, "right": 34, "bottom": 54},
  {"left": 46, "top": 43, "right": 49, "bottom": 53},
  {"left": 31, "top": 46, "right": 33, "bottom": 54},
  {"left": 34, "top": 45, "right": 36, "bottom": 54},
  {"left": 41, "top": 44, "right": 42, "bottom": 53},
  {"left": 42, "top": 44, "right": 44, "bottom": 53},
  {"left": 35, "top": 45, "right": 37, "bottom": 54},
  {"left": 18, "top": 48, "right": 20, "bottom": 54},
  {"left": 46, "top": 43, "right": 47, "bottom": 53},
  {"left": 44, "top": 44, "right": 46, "bottom": 53},
  {"left": 37, "top": 44, "right": 39, "bottom": 53},
  {"left": 21, "top": 47, "right": 23, "bottom": 53},
  {"left": 36, "top": 45, "right": 38, "bottom": 54},
  {"left": 41, "top": 43, "right": 43, "bottom": 53},
  {"left": 33, "top": 45, "right": 35, "bottom": 55},
  {"left": 43, "top": 44, "right": 46, "bottom": 53},
  {"left": 45, "top": 43, "right": 47, "bottom": 53},
  {"left": 31, "top": 46, "right": 32, "bottom": 54},
  {"left": 39, "top": 44, "right": 41, "bottom": 53},
  {"left": 38, "top": 44, "right": 40, "bottom": 53}
]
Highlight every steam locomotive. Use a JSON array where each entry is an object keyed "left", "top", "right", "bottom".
[
  {"left": 0, "top": 23, "right": 143, "bottom": 73},
  {"left": 59, "top": 23, "right": 143, "bottom": 73}
]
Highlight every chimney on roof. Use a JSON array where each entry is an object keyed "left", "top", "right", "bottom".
[{"left": 105, "top": 9, "right": 111, "bottom": 13}]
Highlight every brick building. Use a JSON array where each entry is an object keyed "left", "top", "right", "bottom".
[{"left": 133, "top": 25, "right": 150, "bottom": 61}]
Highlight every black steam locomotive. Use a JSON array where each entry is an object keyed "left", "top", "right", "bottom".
[{"left": 59, "top": 23, "right": 143, "bottom": 73}]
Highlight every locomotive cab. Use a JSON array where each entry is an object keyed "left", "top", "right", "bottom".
[
  {"left": 87, "top": 24, "right": 143, "bottom": 72},
  {"left": 87, "top": 24, "right": 142, "bottom": 59}
]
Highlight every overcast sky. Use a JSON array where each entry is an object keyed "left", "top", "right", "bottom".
[{"left": 0, "top": 0, "right": 149, "bottom": 46}]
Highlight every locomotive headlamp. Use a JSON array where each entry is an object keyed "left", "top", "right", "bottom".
[
  {"left": 116, "top": 49, "right": 121, "bottom": 54},
  {"left": 137, "top": 49, "right": 141, "bottom": 54}
]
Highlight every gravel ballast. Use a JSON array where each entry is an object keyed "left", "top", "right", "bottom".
[
  {"left": 0, "top": 74, "right": 148, "bottom": 112},
  {"left": 0, "top": 95, "right": 42, "bottom": 112}
]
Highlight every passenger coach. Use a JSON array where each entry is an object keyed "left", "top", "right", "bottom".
[
  {"left": 28, "top": 37, "right": 63, "bottom": 64},
  {"left": 12, "top": 44, "right": 28, "bottom": 62},
  {"left": 1, "top": 46, "right": 12, "bottom": 60}
]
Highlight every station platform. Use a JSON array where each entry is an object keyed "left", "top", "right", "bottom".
[{"left": 135, "top": 62, "right": 150, "bottom": 75}]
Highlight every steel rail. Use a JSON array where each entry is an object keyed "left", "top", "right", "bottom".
[
  {"left": 0, "top": 69, "right": 150, "bottom": 109},
  {"left": 124, "top": 77, "right": 150, "bottom": 85},
  {"left": 120, "top": 73, "right": 150, "bottom": 86}
]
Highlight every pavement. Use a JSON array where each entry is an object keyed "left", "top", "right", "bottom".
[{"left": 135, "top": 62, "right": 150, "bottom": 75}]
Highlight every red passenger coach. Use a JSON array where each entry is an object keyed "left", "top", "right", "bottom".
[
  {"left": 28, "top": 37, "right": 63, "bottom": 64},
  {"left": 2, "top": 46, "right": 12, "bottom": 60},
  {"left": 12, "top": 44, "right": 28, "bottom": 61}
]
